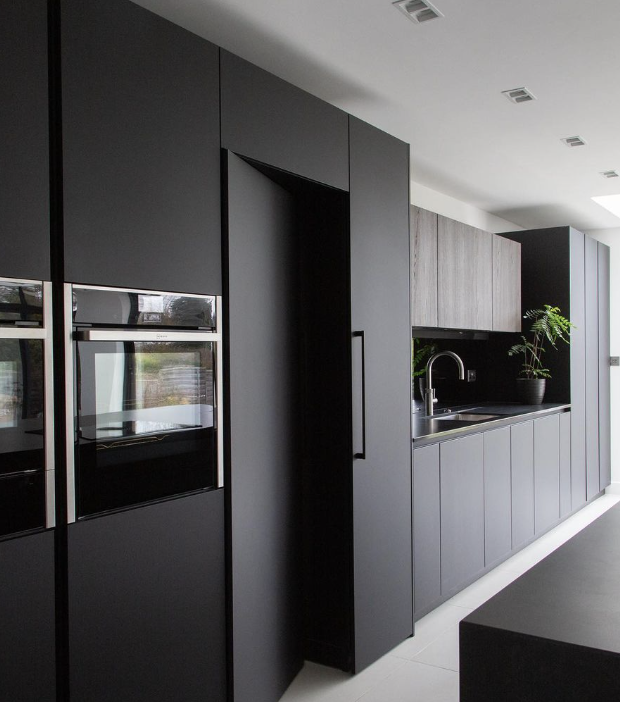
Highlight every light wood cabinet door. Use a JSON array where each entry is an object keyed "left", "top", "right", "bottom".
[
  {"left": 411, "top": 206, "right": 438, "bottom": 327},
  {"left": 493, "top": 235, "right": 521, "bottom": 332},
  {"left": 437, "top": 216, "right": 493, "bottom": 330}
]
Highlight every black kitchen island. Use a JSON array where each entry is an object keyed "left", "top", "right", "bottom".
[{"left": 460, "top": 500, "right": 620, "bottom": 701}]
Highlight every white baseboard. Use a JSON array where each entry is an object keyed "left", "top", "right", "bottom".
[{"left": 605, "top": 483, "right": 620, "bottom": 495}]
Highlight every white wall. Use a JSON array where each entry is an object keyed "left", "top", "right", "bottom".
[
  {"left": 585, "top": 228, "right": 620, "bottom": 485},
  {"left": 410, "top": 180, "right": 522, "bottom": 233}
]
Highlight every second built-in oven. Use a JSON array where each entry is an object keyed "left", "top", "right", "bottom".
[{"left": 65, "top": 285, "right": 223, "bottom": 521}]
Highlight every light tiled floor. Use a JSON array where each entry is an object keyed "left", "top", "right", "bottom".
[{"left": 280, "top": 492, "right": 620, "bottom": 702}]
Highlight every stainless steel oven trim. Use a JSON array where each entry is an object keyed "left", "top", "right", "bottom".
[
  {"left": 216, "top": 296, "right": 224, "bottom": 488},
  {"left": 0, "top": 275, "right": 46, "bottom": 286},
  {"left": 71, "top": 282, "right": 217, "bottom": 300},
  {"left": 75, "top": 329, "right": 221, "bottom": 342},
  {"left": 45, "top": 470, "right": 56, "bottom": 529},
  {"left": 64, "top": 284, "right": 77, "bottom": 524},
  {"left": 43, "top": 282, "right": 56, "bottom": 527},
  {"left": 0, "top": 327, "right": 47, "bottom": 339}
]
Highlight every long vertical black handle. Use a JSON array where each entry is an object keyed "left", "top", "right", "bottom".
[{"left": 353, "top": 330, "right": 366, "bottom": 459}]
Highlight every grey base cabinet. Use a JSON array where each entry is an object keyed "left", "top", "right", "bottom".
[
  {"left": 483, "top": 427, "right": 512, "bottom": 566},
  {"left": 534, "top": 414, "right": 560, "bottom": 534},
  {"left": 511, "top": 421, "right": 535, "bottom": 550},
  {"left": 413, "top": 444, "right": 441, "bottom": 618},
  {"left": 412, "top": 411, "right": 575, "bottom": 619},
  {"left": 440, "top": 434, "right": 485, "bottom": 596},
  {"left": 559, "top": 412, "right": 572, "bottom": 517}
]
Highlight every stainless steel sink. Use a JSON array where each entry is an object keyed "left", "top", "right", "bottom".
[{"left": 434, "top": 412, "right": 502, "bottom": 422}]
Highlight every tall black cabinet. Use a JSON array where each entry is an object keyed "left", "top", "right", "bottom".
[
  {"left": 223, "top": 53, "right": 412, "bottom": 702},
  {"left": 349, "top": 117, "right": 413, "bottom": 671},
  {"left": 0, "top": 0, "right": 50, "bottom": 280},
  {"left": 61, "top": 0, "right": 221, "bottom": 294}
]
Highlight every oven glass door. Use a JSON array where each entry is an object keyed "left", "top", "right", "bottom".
[
  {"left": 75, "top": 339, "right": 217, "bottom": 518},
  {"left": 0, "top": 338, "right": 46, "bottom": 536}
]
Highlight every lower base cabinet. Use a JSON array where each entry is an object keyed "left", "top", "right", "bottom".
[
  {"left": 534, "top": 414, "right": 560, "bottom": 534},
  {"left": 0, "top": 530, "right": 56, "bottom": 702},
  {"left": 413, "top": 410, "right": 574, "bottom": 618},
  {"left": 68, "top": 490, "right": 225, "bottom": 702},
  {"left": 483, "top": 427, "right": 512, "bottom": 566},
  {"left": 440, "top": 434, "right": 485, "bottom": 596},
  {"left": 413, "top": 444, "right": 440, "bottom": 618},
  {"left": 510, "top": 421, "right": 535, "bottom": 550}
]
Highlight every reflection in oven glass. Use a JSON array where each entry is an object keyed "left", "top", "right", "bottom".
[
  {"left": 0, "top": 339, "right": 45, "bottom": 476},
  {"left": 76, "top": 340, "right": 217, "bottom": 517}
]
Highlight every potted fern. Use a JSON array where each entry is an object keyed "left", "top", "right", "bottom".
[
  {"left": 412, "top": 339, "right": 437, "bottom": 411},
  {"left": 508, "top": 305, "right": 573, "bottom": 404}
]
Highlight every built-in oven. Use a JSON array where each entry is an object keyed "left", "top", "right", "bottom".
[
  {"left": 0, "top": 277, "right": 55, "bottom": 538},
  {"left": 64, "top": 285, "right": 223, "bottom": 522}
]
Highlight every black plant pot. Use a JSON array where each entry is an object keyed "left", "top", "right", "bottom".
[{"left": 516, "top": 378, "right": 546, "bottom": 405}]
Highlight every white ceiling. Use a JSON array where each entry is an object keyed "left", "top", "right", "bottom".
[{"left": 132, "top": 0, "right": 620, "bottom": 231}]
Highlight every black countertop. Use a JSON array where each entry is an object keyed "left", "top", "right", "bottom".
[
  {"left": 412, "top": 402, "right": 570, "bottom": 446},
  {"left": 460, "top": 501, "right": 620, "bottom": 701},
  {"left": 462, "top": 500, "right": 620, "bottom": 654}
]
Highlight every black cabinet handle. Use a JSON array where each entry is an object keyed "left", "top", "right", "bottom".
[{"left": 353, "top": 331, "right": 366, "bottom": 460}]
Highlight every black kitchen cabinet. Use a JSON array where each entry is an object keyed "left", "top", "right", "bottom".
[
  {"left": 0, "top": 0, "right": 50, "bottom": 280},
  {"left": 220, "top": 50, "right": 349, "bottom": 191},
  {"left": 584, "top": 235, "right": 600, "bottom": 501},
  {"left": 483, "top": 427, "right": 512, "bottom": 566},
  {"left": 511, "top": 420, "right": 535, "bottom": 550},
  {"left": 0, "top": 530, "right": 55, "bottom": 702},
  {"left": 440, "top": 434, "right": 485, "bottom": 596},
  {"left": 534, "top": 414, "right": 560, "bottom": 534},
  {"left": 559, "top": 411, "right": 571, "bottom": 518},
  {"left": 598, "top": 242, "right": 611, "bottom": 491},
  {"left": 413, "top": 444, "right": 441, "bottom": 619},
  {"left": 68, "top": 491, "right": 226, "bottom": 702},
  {"left": 349, "top": 117, "right": 413, "bottom": 670},
  {"left": 225, "top": 153, "right": 305, "bottom": 702},
  {"left": 61, "top": 0, "right": 221, "bottom": 294}
]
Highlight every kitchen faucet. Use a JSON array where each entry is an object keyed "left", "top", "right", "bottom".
[{"left": 424, "top": 351, "right": 465, "bottom": 416}]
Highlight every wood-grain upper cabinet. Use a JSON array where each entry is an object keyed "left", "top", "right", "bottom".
[
  {"left": 437, "top": 216, "right": 493, "bottom": 330},
  {"left": 493, "top": 235, "right": 521, "bottom": 332},
  {"left": 0, "top": 0, "right": 50, "bottom": 280},
  {"left": 220, "top": 50, "right": 349, "bottom": 191},
  {"left": 61, "top": 0, "right": 221, "bottom": 294},
  {"left": 411, "top": 206, "right": 438, "bottom": 327}
]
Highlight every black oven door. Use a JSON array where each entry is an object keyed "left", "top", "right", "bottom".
[{"left": 75, "top": 339, "right": 217, "bottom": 518}]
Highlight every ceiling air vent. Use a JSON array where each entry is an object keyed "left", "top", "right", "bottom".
[
  {"left": 501, "top": 87, "right": 536, "bottom": 104},
  {"left": 601, "top": 170, "right": 619, "bottom": 179},
  {"left": 393, "top": 0, "right": 443, "bottom": 24},
  {"left": 562, "top": 136, "right": 587, "bottom": 147}
]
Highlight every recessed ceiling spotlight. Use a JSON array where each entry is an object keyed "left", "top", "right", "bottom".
[
  {"left": 392, "top": 0, "right": 443, "bottom": 24},
  {"left": 592, "top": 194, "right": 620, "bottom": 219},
  {"left": 501, "top": 87, "right": 536, "bottom": 104},
  {"left": 562, "top": 136, "right": 587, "bottom": 147},
  {"left": 600, "top": 170, "right": 619, "bottom": 179}
]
